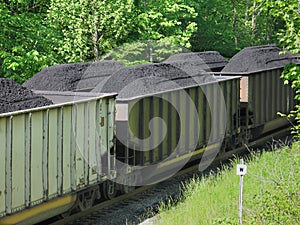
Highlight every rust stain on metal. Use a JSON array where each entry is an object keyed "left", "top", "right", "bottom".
[{"left": 101, "top": 117, "right": 105, "bottom": 127}]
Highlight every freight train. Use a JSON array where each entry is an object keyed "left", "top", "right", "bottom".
[{"left": 0, "top": 45, "right": 299, "bottom": 224}]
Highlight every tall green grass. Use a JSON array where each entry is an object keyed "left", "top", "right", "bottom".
[{"left": 157, "top": 142, "right": 300, "bottom": 225}]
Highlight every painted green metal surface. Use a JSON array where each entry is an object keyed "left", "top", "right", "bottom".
[
  {"left": 117, "top": 77, "right": 240, "bottom": 166},
  {"left": 248, "top": 68, "right": 295, "bottom": 126},
  {"left": 0, "top": 94, "right": 116, "bottom": 218}
]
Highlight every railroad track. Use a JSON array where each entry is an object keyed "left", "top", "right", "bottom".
[{"left": 48, "top": 127, "right": 292, "bottom": 225}]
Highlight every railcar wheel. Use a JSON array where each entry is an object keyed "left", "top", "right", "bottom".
[
  {"left": 73, "top": 186, "right": 101, "bottom": 212},
  {"left": 102, "top": 180, "right": 118, "bottom": 200},
  {"left": 77, "top": 193, "right": 94, "bottom": 211}
]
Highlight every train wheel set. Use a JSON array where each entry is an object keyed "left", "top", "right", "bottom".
[{"left": 0, "top": 45, "right": 299, "bottom": 224}]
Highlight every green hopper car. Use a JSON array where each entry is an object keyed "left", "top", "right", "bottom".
[{"left": 0, "top": 92, "right": 116, "bottom": 224}]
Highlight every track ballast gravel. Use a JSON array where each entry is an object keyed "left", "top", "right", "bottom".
[
  {"left": 66, "top": 169, "right": 197, "bottom": 225},
  {"left": 222, "top": 44, "right": 297, "bottom": 72},
  {"left": 0, "top": 78, "right": 53, "bottom": 114},
  {"left": 23, "top": 60, "right": 124, "bottom": 91},
  {"left": 92, "top": 63, "right": 216, "bottom": 98},
  {"left": 164, "top": 51, "right": 228, "bottom": 72}
]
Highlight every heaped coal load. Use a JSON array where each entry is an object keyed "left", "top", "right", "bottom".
[
  {"left": 92, "top": 63, "right": 216, "bottom": 98},
  {"left": 222, "top": 44, "right": 298, "bottom": 72},
  {"left": 75, "top": 60, "right": 124, "bottom": 91},
  {"left": 23, "top": 60, "right": 124, "bottom": 92},
  {"left": 164, "top": 51, "right": 228, "bottom": 72},
  {"left": 0, "top": 78, "right": 53, "bottom": 114}
]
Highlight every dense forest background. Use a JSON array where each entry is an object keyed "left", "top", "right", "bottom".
[{"left": 0, "top": 0, "right": 299, "bottom": 83}]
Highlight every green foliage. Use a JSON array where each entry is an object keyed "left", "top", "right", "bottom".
[
  {"left": 246, "top": 145, "right": 300, "bottom": 224},
  {"left": 249, "top": 183, "right": 300, "bottom": 224},
  {"left": 134, "top": 0, "right": 197, "bottom": 48},
  {"left": 0, "top": 1, "right": 57, "bottom": 83},
  {"left": 47, "top": 0, "right": 197, "bottom": 64},
  {"left": 103, "top": 40, "right": 185, "bottom": 66},
  {"left": 281, "top": 65, "right": 300, "bottom": 136},
  {"left": 106, "top": 0, "right": 198, "bottom": 66},
  {"left": 264, "top": 0, "right": 300, "bottom": 54},
  {"left": 1, "top": 48, "right": 49, "bottom": 83},
  {"left": 190, "top": 0, "right": 238, "bottom": 56},
  {"left": 157, "top": 142, "right": 300, "bottom": 225},
  {"left": 264, "top": 0, "right": 300, "bottom": 136},
  {"left": 48, "top": 0, "right": 135, "bottom": 62},
  {"left": 190, "top": 0, "right": 283, "bottom": 57}
]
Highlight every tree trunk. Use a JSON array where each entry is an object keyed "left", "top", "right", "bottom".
[
  {"left": 232, "top": 0, "right": 238, "bottom": 49},
  {"left": 93, "top": 11, "right": 99, "bottom": 61},
  {"left": 245, "top": 0, "right": 249, "bottom": 24},
  {"left": 251, "top": 1, "right": 264, "bottom": 45},
  {"left": 265, "top": 1, "right": 270, "bottom": 43},
  {"left": 251, "top": 0, "right": 256, "bottom": 39},
  {"left": 93, "top": 22, "right": 99, "bottom": 61}
]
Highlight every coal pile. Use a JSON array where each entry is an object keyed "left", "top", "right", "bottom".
[
  {"left": 222, "top": 44, "right": 297, "bottom": 73},
  {"left": 164, "top": 58, "right": 208, "bottom": 77},
  {"left": 165, "top": 51, "right": 228, "bottom": 72},
  {"left": 23, "top": 60, "right": 124, "bottom": 92},
  {"left": 0, "top": 78, "right": 53, "bottom": 114},
  {"left": 92, "top": 63, "right": 216, "bottom": 98},
  {"left": 23, "top": 62, "right": 89, "bottom": 91},
  {"left": 75, "top": 60, "right": 124, "bottom": 91}
]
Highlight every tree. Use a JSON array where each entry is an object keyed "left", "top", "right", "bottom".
[
  {"left": 189, "top": 0, "right": 281, "bottom": 57},
  {"left": 102, "top": 40, "right": 186, "bottom": 65},
  {"left": 48, "top": 0, "right": 197, "bottom": 65},
  {"left": 189, "top": 0, "right": 238, "bottom": 57},
  {"left": 0, "top": 1, "right": 57, "bottom": 83},
  {"left": 132, "top": 0, "right": 197, "bottom": 48},
  {"left": 47, "top": 0, "right": 136, "bottom": 62},
  {"left": 105, "top": 0, "right": 197, "bottom": 65}
]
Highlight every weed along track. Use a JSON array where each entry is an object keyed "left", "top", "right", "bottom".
[{"left": 0, "top": 45, "right": 299, "bottom": 225}]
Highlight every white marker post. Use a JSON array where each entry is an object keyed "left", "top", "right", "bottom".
[{"left": 236, "top": 159, "right": 247, "bottom": 225}]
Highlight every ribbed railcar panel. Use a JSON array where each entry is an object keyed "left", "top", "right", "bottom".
[
  {"left": 30, "top": 112, "right": 44, "bottom": 203},
  {"left": 48, "top": 109, "right": 59, "bottom": 198},
  {"left": 247, "top": 68, "right": 295, "bottom": 127},
  {"left": 11, "top": 115, "right": 26, "bottom": 212},
  {"left": 0, "top": 118, "right": 7, "bottom": 216},
  {"left": 119, "top": 77, "right": 239, "bottom": 166},
  {"left": 0, "top": 94, "right": 116, "bottom": 218}
]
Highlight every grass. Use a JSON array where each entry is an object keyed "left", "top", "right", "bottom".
[{"left": 156, "top": 141, "right": 300, "bottom": 225}]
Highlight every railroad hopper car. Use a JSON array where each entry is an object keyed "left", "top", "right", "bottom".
[
  {"left": 91, "top": 63, "right": 240, "bottom": 186},
  {"left": 0, "top": 92, "right": 117, "bottom": 225},
  {"left": 220, "top": 45, "right": 300, "bottom": 140},
  {"left": 115, "top": 78, "right": 240, "bottom": 183},
  {"left": 221, "top": 68, "right": 296, "bottom": 140}
]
